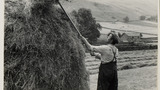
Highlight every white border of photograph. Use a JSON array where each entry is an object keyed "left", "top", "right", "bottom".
[{"left": 0, "top": 0, "right": 159, "bottom": 90}]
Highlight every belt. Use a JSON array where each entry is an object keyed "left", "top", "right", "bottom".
[{"left": 101, "top": 61, "right": 116, "bottom": 64}]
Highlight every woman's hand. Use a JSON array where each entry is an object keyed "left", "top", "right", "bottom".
[
  {"left": 90, "top": 51, "right": 101, "bottom": 59},
  {"left": 79, "top": 35, "right": 93, "bottom": 51},
  {"left": 95, "top": 53, "right": 101, "bottom": 59},
  {"left": 90, "top": 51, "right": 95, "bottom": 56}
]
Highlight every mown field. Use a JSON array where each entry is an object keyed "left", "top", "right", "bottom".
[
  {"left": 86, "top": 49, "right": 157, "bottom": 90},
  {"left": 90, "top": 66, "right": 157, "bottom": 90},
  {"left": 85, "top": 49, "right": 157, "bottom": 74}
]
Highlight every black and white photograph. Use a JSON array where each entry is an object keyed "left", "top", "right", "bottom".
[{"left": 3, "top": 0, "right": 159, "bottom": 90}]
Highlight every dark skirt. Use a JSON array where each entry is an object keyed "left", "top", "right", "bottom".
[{"left": 97, "top": 62, "right": 118, "bottom": 90}]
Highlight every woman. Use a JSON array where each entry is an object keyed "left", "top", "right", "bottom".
[{"left": 80, "top": 31, "right": 119, "bottom": 90}]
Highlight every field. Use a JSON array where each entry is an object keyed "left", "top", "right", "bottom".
[
  {"left": 62, "top": 0, "right": 157, "bottom": 21},
  {"left": 128, "top": 21, "right": 158, "bottom": 28},
  {"left": 98, "top": 22, "right": 157, "bottom": 37},
  {"left": 85, "top": 49, "right": 157, "bottom": 90},
  {"left": 90, "top": 66, "right": 157, "bottom": 90},
  {"left": 97, "top": 21, "right": 158, "bottom": 46}
]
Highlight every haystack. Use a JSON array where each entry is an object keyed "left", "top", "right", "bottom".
[{"left": 4, "top": 0, "right": 89, "bottom": 90}]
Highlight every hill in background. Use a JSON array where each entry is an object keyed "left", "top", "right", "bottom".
[{"left": 62, "top": 0, "right": 158, "bottom": 21}]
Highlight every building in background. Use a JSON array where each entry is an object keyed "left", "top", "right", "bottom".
[{"left": 120, "top": 32, "right": 142, "bottom": 43}]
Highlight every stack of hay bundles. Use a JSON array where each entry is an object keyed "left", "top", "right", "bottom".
[{"left": 4, "top": 0, "right": 89, "bottom": 90}]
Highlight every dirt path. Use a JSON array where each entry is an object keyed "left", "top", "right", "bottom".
[{"left": 90, "top": 66, "right": 157, "bottom": 90}]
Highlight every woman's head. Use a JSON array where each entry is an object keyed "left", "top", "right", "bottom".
[{"left": 107, "top": 31, "right": 119, "bottom": 45}]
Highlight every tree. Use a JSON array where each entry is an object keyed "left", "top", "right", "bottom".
[
  {"left": 139, "top": 15, "right": 146, "bottom": 20},
  {"left": 71, "top": 8, "right": 101, "bottom": 44},
  {"left": 123, "top": 16, "right": 129, "bottom": 23},
  {"left": 112, "top": 16, "right": 116, "bottom": 19},
  {"left": 147, "top": 15, "right": 158, "bottom": 22}
]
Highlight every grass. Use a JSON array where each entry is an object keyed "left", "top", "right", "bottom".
[
  {"left": 86, "top": 49, "right": 157, "bottom": 90},
  {"left": 62, "top": 0, "right": 157, "bottom": 21},
  {"left": 85, "top": 49, "right": 157, "bottom": 74},
  {"left": 90, "top": 66, "right": 157, "bottom": 90},
  {"left": 128, "top": 21, "right": 157, "bottom": 28},
  {"left": 98, "top": 22, "right": 157, "bottom": 35},
  {"left": 118, "top": 66, "right": 157, "bottom": 90}
]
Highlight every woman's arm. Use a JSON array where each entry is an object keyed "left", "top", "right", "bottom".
[
  {"left": 80, "top": 35, "right": 106, "bottom": 53},
  {"left": 80, "top": 36, "right": 93, "bottom": 51}
]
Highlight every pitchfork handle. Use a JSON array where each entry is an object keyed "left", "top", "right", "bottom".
[{"left": 58, "top": 1, "right": 82, "bottom": 36}]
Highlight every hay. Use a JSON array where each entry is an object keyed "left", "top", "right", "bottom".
[{"left": 4, "top": 0, "right": 89, "bottom": 90}]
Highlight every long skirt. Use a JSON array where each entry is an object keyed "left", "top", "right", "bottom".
[{"left": 97, "top": 62, "right": 118, "bottom": 90}]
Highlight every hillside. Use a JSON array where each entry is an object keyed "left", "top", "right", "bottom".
[
  {"left": 62, "top": 0, "right": 158, "bottom": 21},
  {"left": 99, "top": 22, "right": 157, "bottom": 36}
]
